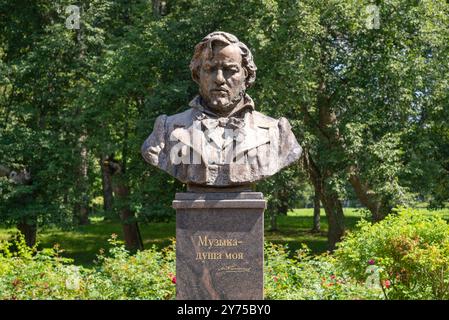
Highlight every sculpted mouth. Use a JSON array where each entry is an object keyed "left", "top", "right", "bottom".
[{"left": 211, "top": 88, "right": 229, "bottom": 94}]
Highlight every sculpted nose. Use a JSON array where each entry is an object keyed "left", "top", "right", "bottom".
[{"left": 215, "top": 69, "right": 225, "bottom": 85}]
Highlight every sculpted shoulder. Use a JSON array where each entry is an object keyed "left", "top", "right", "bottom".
[
  {"left": 165, "top": 108, "right": 197, "bottom": 129},
  {"left": 251, "top": 111, "right": 279, "bottom": 128}
]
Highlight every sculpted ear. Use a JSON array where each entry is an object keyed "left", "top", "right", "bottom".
[
  {"left": 191, "top": 68, "right": 200, "bottom": 85},
  {"left": 189, "top": 55, "right": 201, "bottom": 85},
  {"left": 241, "top": 68, "right": 248, "bottom": 89}
]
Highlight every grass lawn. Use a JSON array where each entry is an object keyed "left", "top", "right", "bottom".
[
  {"left": 265, "top": 208, "right": 367, "bottom": 254},
  {"left": 1, "top": 207, "right": 448, "bottom": 268},
  {"left": 0, "top": 219, "right": 177, "bottom": 268}
]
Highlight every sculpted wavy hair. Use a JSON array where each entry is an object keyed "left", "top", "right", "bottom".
[{"left": 189, "top": 31, "right": 257, "bottom": 89}]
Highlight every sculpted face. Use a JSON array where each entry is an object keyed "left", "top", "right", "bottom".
[{"left": 199, "top": 43, "right": 247, "bottom": 116}]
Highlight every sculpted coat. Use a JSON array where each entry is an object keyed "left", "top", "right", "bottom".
[{"left": 141, "top": 94, "right": 301, "bottom": 187}]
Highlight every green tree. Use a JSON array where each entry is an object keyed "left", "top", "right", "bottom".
[{"left": 255, "top": 0, "right": 448, "bottom": 249}]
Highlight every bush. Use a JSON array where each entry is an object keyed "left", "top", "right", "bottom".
[
  {"left": 1, "top": 233, "right": 378, "bottom": 300},
  {"left": 3, "top": 208, "right": 448, "bottom": 300},
  {"left": 86, "top": 234, "right": 176, "bottom": 300},
  {"left": 334, "top": 207, "right": 449, "bottom": 299},
  {"left": 264, "top": 242, "right": 381, "bottom": 300},
  {"left": 0, "top": 233, "right": 88, "bottom": 299},
  {"left": 0, "top": 233, "right": 176, "bottom": 300}
]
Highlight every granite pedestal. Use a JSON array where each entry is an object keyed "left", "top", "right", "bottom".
[{"left": 173, "top": 192, "right": 266, "bottom": 300}]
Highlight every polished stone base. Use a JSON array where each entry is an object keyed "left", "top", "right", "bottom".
[{"left": 173, "top": 192, "right": 265, "bottom": 300}]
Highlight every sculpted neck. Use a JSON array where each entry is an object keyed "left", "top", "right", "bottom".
[{"left": 202, "top": 96, "right": 245, "bottom": 118}]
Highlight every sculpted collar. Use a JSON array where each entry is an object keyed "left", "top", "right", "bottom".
[{"left": 170, "top": 94, "right": 271, "bottom": 160}]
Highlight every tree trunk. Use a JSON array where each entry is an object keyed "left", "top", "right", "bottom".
[
  {"left": 100, "top": 154, "right": 114, "bottom": 216},
  {"left": 302, "top": 151, "right": 345, "bottom": 251},
  {"left": 73, "top": 201, "right": 89, "bottom": 225},
  {"left": 0, "top": 164, "right": 11, "bottom": 177},
  {"left": 152, "top": 0, "right": 167, "bottom": 17},
  {"left": 348, "top": 169, "right": 389, "bottom": 222},
  {"left": 320, "top": 189, "right": 345, "bottom": 250},
  {"left": 312, "top": 189, "right": 321, "bottom": 233},
  {"left": 113, "top": 181, "right": 144, "bottom": 251},
  {"left": 269, "top": 211, "right": 278, "bottom": 231},
  {"left": 300, "top": 78, "right": 345, "bottom": 249},
  {"left": 17, "top": 220, "right": 37, "bottom": 247},
  {"left": 2, "top": 165, "right": 37, "bottom": 247},
  {"left": 279, "top": 204, "right": 288, "bottom": 216},
  {"left": 73, "top": 134, "right": 90, "bottom": 225},
  {"left": 109, "top": 158, "right": 143, "bottom": 251},
  {"left": 72, "top": 21, "right": 90, "bottom": 225},
  {"left": 16, "top": 180, "right": 37, "bottom": 248}
]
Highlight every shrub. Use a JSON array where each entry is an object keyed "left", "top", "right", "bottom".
[
  {"left": 85, "top": 234, "right": 176, "bottom": 300},
  {"left": 0, "top": 233, "right": 176, "bottom": 300},
  {"left": 0, "top": 233, "right": 89, "bottom": 300},
  {"left": 1, "top": 233, "right": 378, "bottom": 300},
  {"left": 334, "top": 207, "right": 449, "bottom": 299},
  {"left": 4, "top": 208, "right": 448, "bottom": 300},
  {"left": 264, "top": 242, "right": 381, "bottom": 300}
]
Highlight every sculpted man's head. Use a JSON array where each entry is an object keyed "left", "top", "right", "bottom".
[{"left": 190, "top": 32, "right": 257, "bottom": 117}]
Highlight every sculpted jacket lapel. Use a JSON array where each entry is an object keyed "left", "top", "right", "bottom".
[{"left": 234, "top": 112, "right": 271, "bottom": 159}]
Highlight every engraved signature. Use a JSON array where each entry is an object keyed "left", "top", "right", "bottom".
[{"left": 217, "top": 265, "right": 251, "bottom": 273}]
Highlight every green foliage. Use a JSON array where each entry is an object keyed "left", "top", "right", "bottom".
[
  {"left": 258, "top": 166, "right": 310, "bottom": 230},
  {"left": 0, "top": 233, "right": 83, "bottom": 299},
  {"left": 335, "top": 208, "right": 449, "bottom": 299},
  {"left": 253, "top": 0, "right": 449, "bottom": 217},
  {"left": 1, "top": 233, "right": 378, "bottom": 300},
  {"left": 264, "top": 242, "right": 381, "bottom": 299},
  {"left": 3, "top": 210, "right": 449, "bottom": 300},
  {"left": 86, "top": 235, "right": 176, "bottom": 299},
  {"left": 0, "top": 233, "right": 176, "bottom": 300}
]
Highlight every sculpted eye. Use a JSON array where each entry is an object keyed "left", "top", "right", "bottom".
[
  {"left": 202, "top": 65, "right": 211, "bottom": 71},
  {"left": 225, "top": 67, "right": 239, "bottom": 74}
]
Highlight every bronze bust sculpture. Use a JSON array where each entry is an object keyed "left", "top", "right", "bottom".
[{"left": 141, "top": 31, "right": 301, "bottom": 190}]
